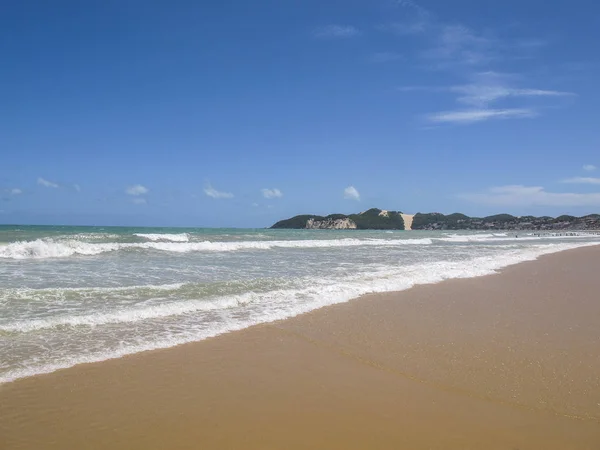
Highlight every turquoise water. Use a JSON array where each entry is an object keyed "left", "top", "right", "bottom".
[{"left": 1, "top": 225, "right": 599, "bottom": 383}]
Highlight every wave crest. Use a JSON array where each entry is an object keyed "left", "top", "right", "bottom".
[
  {"left": 0, "top": 237, "right": 433, "bottom": 259},
  {"left": 134, "top": 233, "right": 190, "bottom": 242}
]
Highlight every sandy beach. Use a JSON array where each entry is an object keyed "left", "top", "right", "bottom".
[{"left": 1, "top": 245, "right": 600, "bottom": 449}]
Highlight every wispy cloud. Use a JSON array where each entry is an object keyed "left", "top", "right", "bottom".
[
  {"left": 125, "top": 184, "right": 149, "bottom": 196},
  {"left": 404, "top": 72, "right": 573, "bottom": 124},
  {"left": 427, "top": 108, "right": 536, "bottom": 124},
  {"left": 204, "top": 183, "right": 233, "bottom": 199},
  {"left": 371, "top": 52, "right": 404, "bottom": 63},
  {"left": 583, "top": 164, "right": 597, "bottom": 172},
  {"left": 377, "top": 0, "right": 431, "bottom": 36},
  {"left": 9, "top": 188, "right": 22, "bottom": 195},
  {"left": 384, "top": 2, "right": 495, "bottom": 66},
  {"left": 386, "top": 0, "right": 551, "bottom": 69},
  {"left": 459, "top": 185, "right": 600, "bottom": 207},
  {"left": 74, "top": 184, "right": 81, "bottom": 192},
  {"left": 396, "top": 85, "right": 437, "bottom": 93},
  {"left": 561, "top": 177, "right": 600, "bottom": 185},
  {"left": 38, "top": 177, "right": 59, "bottom": 188},
  {"left": 513, "top": 38, "right": 548, "bottom": 50},
  {"left": 426, "top": 25, "right": 494, "bottom": 66},
  {"left": 395, "top": 0, "right": 431, "bottom": 20},
  {"left": 450, "top": 83, "right": 573, "bottom": 107},
  {"left": 131, "top": 197, "right": 147, "bottom": 205},
  {"left": 261, "top": 188, "right": 283, "bottom": 199},
  {"left": 377, "top": 22, "right": 427, "bottom": 35},
  {"left": 382, "top": 2, "right": 575, "bottom": 125},
  {"left": 343, "top": 186, "right": 360, "bottom": 201},
  {"left": 313, "top": 25, "right": 360, "bottom": 39}
]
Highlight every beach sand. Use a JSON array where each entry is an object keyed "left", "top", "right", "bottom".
[
  {"left": 1, "top": 246, "right": 600, "bottom": 449},
  {"left": 400, "top": 213, "right": 414, "bottom": 230}
]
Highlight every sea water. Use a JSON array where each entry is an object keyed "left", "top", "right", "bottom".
[{"left": 1, "top": 225, "right": 599, "bottom": 383}]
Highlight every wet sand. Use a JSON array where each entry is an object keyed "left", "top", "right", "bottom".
[{"left": 1, "top": 246, "right": 600, "bottom": 449}]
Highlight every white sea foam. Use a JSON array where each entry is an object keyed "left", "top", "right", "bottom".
[
  {"left": 436, "top": 232, "right": 593, "bottom": 243},
  {"left": 0, "top": 239, "right": 120, "bottom": 259},
  {"left": 0, "top": 237, "right": 434, "bottom": 259},
  {"left": 71, "top": 233, "right": 122, "bottom": 241},
  {"left": 4, "top": 232, "right": 594, "bottom": 260},
  {"left": 134, "top": 233, "right": 190, "bottom": 242},
  {"left": 0, "top": 295, "right": 244, "bottom": 333},
  {"left": 2, "top": 240, "right": 599, "bottom": 384},
  {"left": 0, "top": 283, "right": 186, "bottom": 303}
]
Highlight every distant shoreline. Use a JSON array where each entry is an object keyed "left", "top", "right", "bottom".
[{"left": 271, "top": 209, "right": 600, "bottom": 231}]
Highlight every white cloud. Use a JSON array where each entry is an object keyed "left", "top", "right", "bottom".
[
  {"left": 204, "top": 183, "right": 233, "bottom": 199},
  {"left": 427, "top": 108, "right": 536, "bottom": 124},
  {"left": 450, "top": 84, "right": 573, "bottom": 107},
  {"left": 561, "top": 177, "right": 600, "bottom": 185},
  {"left": 402, "top": 72, "right": 573, "bottom": 125},
  {"left": 313, "top": 25, "right": 360, "bottom": 39},
  {"left": 125, "top": 185, "right": 149, "bottom": 196},
  {"left": 9, "top": 188, "right": 22, "bottom": 195},
  {"left": 386, "top": 1, "right": 576, "bottom": 126},
  {"left": 131, "top": 198, "right": 147, "bottom": 205},
  {"left": 448, "top": 72, "right": 571, "bottom": 104},
  {"left": 74, "top": 184, "right": 81, "bottom": 192},
  {"left": 38, "top": 177, "right": 59, "bottom": 188},
  {"left": 459, "top": 185, "right": 600, "bottom": 207},
  {"left": 261, "top": 188, "right": 283, "bottom": 199},
  {"left": 343, "top": 186, "right": 360, "bottom": 201},
  {"left": 583, "top": 164, "right": 597, "bottom": 172}
]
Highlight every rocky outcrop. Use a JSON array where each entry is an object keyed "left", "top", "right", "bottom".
[{"left": 306, "top": 218, "right": 357, "bottom": 229}]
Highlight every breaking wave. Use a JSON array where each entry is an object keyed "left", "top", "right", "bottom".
[
  {"left": 0, "top": 237, "right": 434, "bottom": 259},
  {"left": 2, "top": 241, "right": 598, "bottom": 383},
  {"left": 133, "top": 233, "right": 190, "bottom": 242}
]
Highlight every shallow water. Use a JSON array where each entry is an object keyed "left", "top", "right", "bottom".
[{"left": 1, "top": 225, "right": 599, "bottom": 383}]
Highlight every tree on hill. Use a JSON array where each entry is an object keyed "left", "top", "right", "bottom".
[
  {"left": 349, "top": 211, "right": 404, "bottom": 230},
  {"left": 271, "top": 215, "right": 323, "bottom": 229},
  {"left": 483, "top": 214, "right": 516, "bottom": 222}
]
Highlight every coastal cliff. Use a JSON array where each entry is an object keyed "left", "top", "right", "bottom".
[
  {"left": 272, "top": 210, "right": 600, "bottom": 230},
  {"left": 306, "top": 217, "right": 357, "bottom": 229}
]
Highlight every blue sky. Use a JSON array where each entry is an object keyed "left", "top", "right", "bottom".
[{"left": 1, "top": 0, "right": 599, "bottom": 227}]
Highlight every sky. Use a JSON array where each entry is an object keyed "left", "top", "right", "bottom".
[{"left": 1, "top": 0, "right": 600, "bottom": 227}]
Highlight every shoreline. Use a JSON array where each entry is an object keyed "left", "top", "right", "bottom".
[
  {"left": 2, "top": 241, "right": 599, "bottom": 385},
  {"left": 2, "top": 245, "right": 600, "bottom": 449}
]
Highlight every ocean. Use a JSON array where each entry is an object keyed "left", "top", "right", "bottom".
[{"left": 1, "top": 225, "right": 599, "bottom": 384}]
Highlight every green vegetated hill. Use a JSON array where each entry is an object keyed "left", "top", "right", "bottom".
[
  {"left": 410, "top": 212, "right": 600, "bottom": 230},
  {"left": 350, "top": 208, "right": 404, "bottom": 230},
  {"left": 271, "top": 210, "right": 600, "bottom": 230},
  {"left": 271, "top": 208, "right": 405, "bottom": 230}
]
